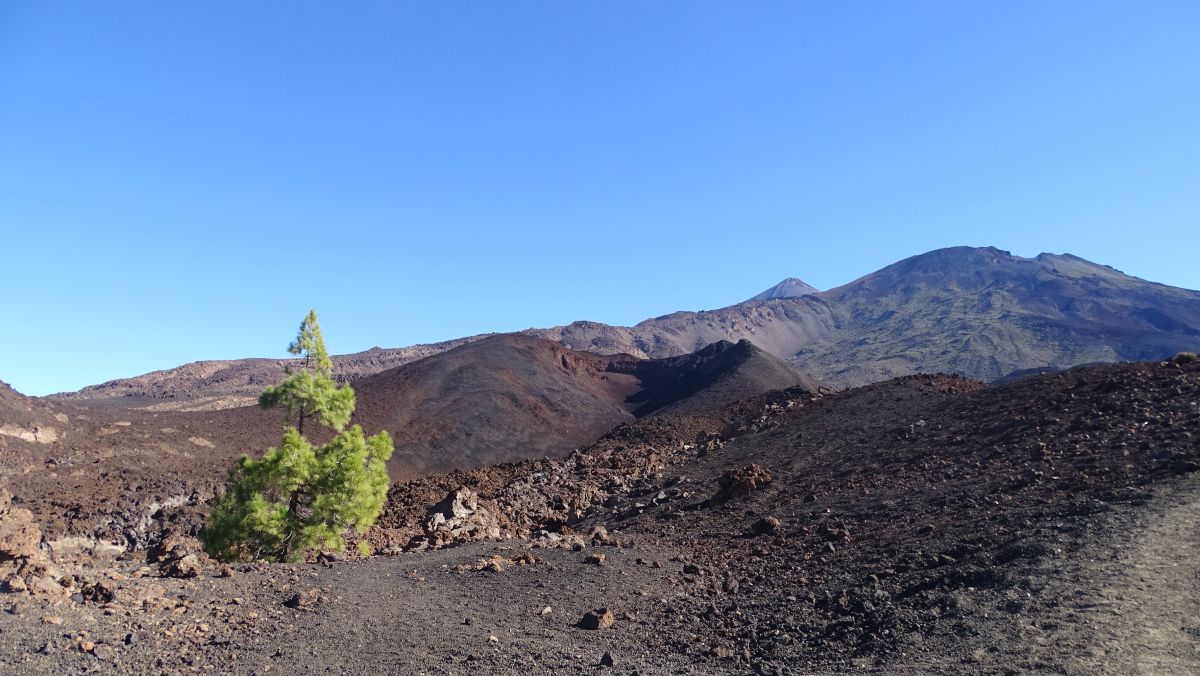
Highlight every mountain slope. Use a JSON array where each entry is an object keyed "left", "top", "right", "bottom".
[
  {"left": 532, "top": 247, "right": 1200, "bottom": 386},
  {"left": 794, "top": 246, "right": 1200, "bottom": 384},
  {"left": 526, "top": 294, "right": 841, "bottom": 363},
  {"left": 349, "top": 335, "right": 641, "bottom": 478},
  {"left": 351, "top": 335, "right": 820, "bottom": 477},
  {"left": 53, "top": 335, "right": 494, "bottom": 411},
  {"left": 610, "top": 339, "right": 822, "bottom": 416}
]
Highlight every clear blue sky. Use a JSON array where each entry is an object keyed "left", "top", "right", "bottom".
[{"left": 2, "top": 1, "right": 1197, "bottom": 395}]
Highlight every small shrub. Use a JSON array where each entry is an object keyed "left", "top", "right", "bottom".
[{"left": 1172, "top": 351, "right": 1198, "bottom": 364}]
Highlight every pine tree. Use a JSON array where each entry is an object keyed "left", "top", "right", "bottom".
[{"left": 202, "top": 311, "right": 393, "bottom": 562}]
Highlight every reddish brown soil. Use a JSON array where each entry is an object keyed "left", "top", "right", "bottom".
[
  {"left": 2, "top": 360, "right": 1198, "bottom": 674},
  {"left": 1, "top": 335, "right": 816, "bottom": 547}
]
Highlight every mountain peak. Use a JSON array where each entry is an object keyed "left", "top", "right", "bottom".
[{"left": 744, "top": 277, "right": 819, "bottom": 303}]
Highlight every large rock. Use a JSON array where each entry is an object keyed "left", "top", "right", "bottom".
[
  {"left": 0, "top": 489, "right": 41, "bottom": 561},
  {"left": 422, "top": 488, "right": 503, "bottom": 548},
  {"left": 149, "top": 531, "right": 207, "bottom": 578},
  {"left": 0, "top": 488, "right": 67, "bottom": 603}
]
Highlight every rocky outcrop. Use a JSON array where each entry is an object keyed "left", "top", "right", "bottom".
[
  {"left": 148, "top": 531, "right": 206, "bottom": 578},
  {"left": 420, "top": 488, "right": 503, "bottom": 548},
  {"left": 0, "top": 488, "right": 68, "bottom": 603}
]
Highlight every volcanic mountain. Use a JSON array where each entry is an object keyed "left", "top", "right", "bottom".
[
  {"left": 794, "top": 247, "right": 1200, "bottom": 384},
  {"left": 350, "top": 334, "right": 817, "bottom": 478},
  {"left": 532, "top": 246, "right": 1200, "bottom": 384},
  {"left": 743, "top": 276, "right": 819, "bottom": 302},
  {"left": 52, "top": 246, "right": 1200, "bottom": 403}
]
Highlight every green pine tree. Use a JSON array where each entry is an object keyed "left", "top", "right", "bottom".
[{"left": 202, "top": 310, "right": 394, "bottom": 562}]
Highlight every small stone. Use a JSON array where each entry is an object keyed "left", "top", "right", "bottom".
[
  {"left": 600, "top": 651, "right": 615, "bottom": 667},
  {"left": 42, "top": 615, "right": 63, "bottom": 625},
  {"left": 285, "top": 588, "right": 322, "bottom": 609},
  {"left": 91, "top": 644, "right": 115, "bottom": 660},
  {"left": 579, "top": 607, "right": 615, "bottom": 630},
  {"left": 488, "top": 635, "right": 499, "bottom": 643},
  {"left": 585, "top": 553, "right": 606, "bottom": 565},
  {"left": 79, "top": 640, "right": 95, "bottom": 653},
  {"left": 540, "top": 606, "right": 552, "bottom": 616},
  {"left": 751, "top": 516, "right": 781, "bottom": 536}
]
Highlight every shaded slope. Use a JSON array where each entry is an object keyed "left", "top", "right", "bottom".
[{"left": 610, "top": 339, "right": 822, "bottom": 416}]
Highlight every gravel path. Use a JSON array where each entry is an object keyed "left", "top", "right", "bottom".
[{"left": 1060, "top": 487, "right": 1200, "bottom": 675}]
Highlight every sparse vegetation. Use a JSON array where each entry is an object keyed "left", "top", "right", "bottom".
[
  {"left": 202, "top": 310, "right": 393, "bottom": 562},
  {"left": 1172, "top": 351, "right": 1198, "bottom": 364}
]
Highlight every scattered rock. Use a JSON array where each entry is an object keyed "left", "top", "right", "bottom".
[
  {"left": 150, "top": 532, "right": 206, "bottom": 578},
  {"left": 712, "top": 465, "right": 774, "bottom": 502},
  {"left": 751, "top": 516, "right": 782, "bottom": 536},
  {"left": 285, "top": 588, "right": 322, "bottom": 609},
  {"left": 162, "top": 553, "right": 203, "bottom": 579},
  {"left": 91, "top": 644, "right": 115, "bottom": 660},
  {"left": 580, "top": 607, "right": 615, "bottom": 630}
]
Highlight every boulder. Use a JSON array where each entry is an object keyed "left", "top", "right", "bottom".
[
  {"left": 162, "top": 553, "right": 202, "bottom": 579},
  {"left": 712, "top": 465, "right": 774, "bottom": 502},
  {"left": 580, "top": 607, "right": 615, "bottom": 630},
  {"left": 423, "top": 487, "right": 503, "bottom": 548},
  {"left": 751, "top": 516, "right": 782, "bottom": 536},
  {"left": 0, "top": 489, "right": 41, "bottom": 561}
]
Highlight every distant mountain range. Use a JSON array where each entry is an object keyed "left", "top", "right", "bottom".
[{"left": 51, "top": 245, "right": 1200, "bottom": 406}]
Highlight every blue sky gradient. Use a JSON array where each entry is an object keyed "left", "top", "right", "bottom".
[{"left": 2, "top": 1, "right": 1198, "bottom": 395}]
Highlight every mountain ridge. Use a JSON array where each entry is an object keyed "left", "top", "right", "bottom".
[{"left": 47, "top": 245, "right": 1200, "bottom": 403}]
